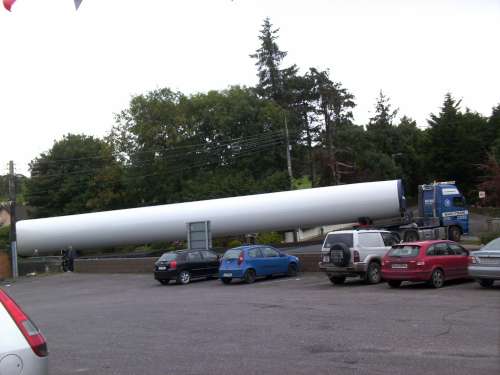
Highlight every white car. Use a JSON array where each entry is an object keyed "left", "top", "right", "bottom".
[
  {"left": 0, "top": 288, "right": 48, "bottom": 375},
  {"left": 319, "top": 229, "right": 400, "bottom": 284}
]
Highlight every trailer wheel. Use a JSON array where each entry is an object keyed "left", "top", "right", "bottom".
[
  {"left": 404, "top": 230, "right": 419, "bottom": 242},
  {"left": 448, "top": 226, "right": 461, "bottom": 242}
]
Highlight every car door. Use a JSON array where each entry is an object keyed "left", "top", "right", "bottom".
[
  {"left": 247, "top": 247, "right": 265, "bottom": 276},
  {"left": 448, "top": 243, "right": 469, "bottom": 278},
  {"left": 186, "top": 251, "right": 204, "bottom": 277},
  {"left": 261, "top": 247, "right": 282, "bottom": 275},
  {"left": 428, "top": 243, "right": 452, "bottom": 279},
  {"left": 200, "top": 250, "right": 219, "bottom": 276},
  {"left": 357, "top": 232, "right": 388, "bottom": 261}
]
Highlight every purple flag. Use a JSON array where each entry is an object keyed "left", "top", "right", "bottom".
[{"left": 74, "top": 0, "right": 83, "bottom": 10}]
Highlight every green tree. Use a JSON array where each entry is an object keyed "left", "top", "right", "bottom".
[
  {"left": 366, "top": 90, "right": 399, "bottom": 155},
  {"left": 309, "top": 68, "right": 355, "bottom": 184},
  {"left": 250, "top": 17, "right": 297, "bottom": 104},
  {"left": 427, "top": 94, "right": 492, "bottom": 196},
  {"left": 26, "top": 134, "right": 124, "bottom": 217},
  {"left": 110, "top": 86, "right": 289, "bottom": 206}
]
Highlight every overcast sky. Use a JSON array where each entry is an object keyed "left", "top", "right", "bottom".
[{"left": 1, "top": 0, "right": 499, "bottom": 175}]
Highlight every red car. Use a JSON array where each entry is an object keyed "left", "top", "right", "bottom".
[{"left": 381, "top": 240, "right": 470, "bottom": 288}]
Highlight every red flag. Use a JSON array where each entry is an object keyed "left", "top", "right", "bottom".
[{"left": 3, "top": 0, "right": 15, "bottom": 11}]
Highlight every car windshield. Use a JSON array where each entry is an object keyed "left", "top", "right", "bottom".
[
  {"left": 324, "top": 233, "right": 353, "bottom": 248},
  {"left": 223, "top": 249, "right": 242, "bottom": 259},
  {"left": 158, "top": 253, "right": 178, "bottom": 262},
  {"left": 388, "top": 245, "right": 420, "bottom": 257},
  {"left": 482, "top": 237, "right": 500, "bottom": 251}
]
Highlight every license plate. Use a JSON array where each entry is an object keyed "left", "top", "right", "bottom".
[
  {"left": 158, "top": 266, "right": 166, "bottom": 271},
  {"left": 391, "top": 264, "right": 408, "bottom": 269},
  {"left": 322, "top": 255, "right": 330, "bottom": 263},
  {"left": 223, "top": 273, "right": 232, "bottom": 277}
]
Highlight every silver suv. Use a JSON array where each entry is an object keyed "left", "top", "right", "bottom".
[{"left": 319, "top": 229, "right": 399, "bottom": 285}]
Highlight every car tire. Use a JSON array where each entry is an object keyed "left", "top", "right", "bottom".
[
  {"left": 159, "top": 279, "right": 170, "bottom": 285},
  {"left": 176, "top": 270, "right": 191, "bottom": 285},
  {"left": 221, "top": 277, "right": 232, "bottom": 284},
  {"left": 329, "top": 276, "right": 346, "bottom": 285},
  {"left": 388, "top": 280, "right": 402, "bottom": 288},
  {"left": 478, "top": 279, "right": 494, "bottom": 288},
  {"left": 365, "top": 262, "right": 382, "bottom": 284},
  {"left": 330, "top": 243, "right": 351, "bottom": 267},
  {"left": 243, "top": 269, "right": 256, "bottom": 284},
  {"left": 429, "top": 269, "right": 444, "bottom": 288},
  {"left": 287, "top": 263, "right": 298, "bottom": 277},
  {"left": 448, "top": 226, "right": 461, "bottom": 242}
]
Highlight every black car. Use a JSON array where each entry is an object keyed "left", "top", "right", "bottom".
[{"left": 154, "top": 249, "right": 220, "bottom": 285}]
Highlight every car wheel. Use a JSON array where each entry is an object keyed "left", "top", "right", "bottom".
[
  {"left": 479, "top": 279, "right": 494, "bottom": 288},
  {"left": 329, "top": 276, "right": 346, "bottom": 285},
  {"left": 243, "top": 269, "right": 256, "bottom": 284},
  {"left": 388, "top": 280, "right": 402, "bottom": 288},
  {"left": 287, "top": 263, "right": 298, "bottom": 277},
  {"left": 159, "top": 279, "right": 170, "bottom": 285},
  {"left": 221, "top": 277, "right": 232, "bottom": 284},
  {"left": 176, "top": 270, "right": 191, "bottom": 285},
  {"left": 429, "top": 269, "right": 444, "bottom": 288},
  {"left": 365, "top": 262, "right": 382, "bottom": 284}
]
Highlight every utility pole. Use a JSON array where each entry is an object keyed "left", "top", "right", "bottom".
[
  {"left": 8, "top": 161, "right": 18, "bottom": 279},
  {"left": 284, "top": 113, "right": 293, "bottom": 190}
]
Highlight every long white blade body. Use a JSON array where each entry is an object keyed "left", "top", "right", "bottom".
[{"left": 17, "top": 180, "right": 403, "bottom": 256}]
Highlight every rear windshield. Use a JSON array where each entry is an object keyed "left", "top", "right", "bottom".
[
  {"left": 388, "top": 245, "right": 420, "bottom": 257},
  {"left": 223, "top": 249, "right": 242, "bottom": 259},
  {"left": 158, "top": 253, "right": 178, "bottom": 262},
  {"left": 324, "top": 233, "right": 353, "bottom": 248}
]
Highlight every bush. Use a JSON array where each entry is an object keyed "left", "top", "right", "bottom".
[
  {"left": 227, "top": 239, "right": 243, "bottom": 248},
  {"left": 479, "top": 232, "right": 500, "bottom": 245},
  {"left": 0, "top": 226, "right": 9, "bottom": 250},
  {"left": 256, "top": 231, "right": 282, "bottom": 245}
]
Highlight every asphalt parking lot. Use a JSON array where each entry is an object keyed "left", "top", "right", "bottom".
[{"left": 3, "top": 273, "right": 500, "bottom": 375}]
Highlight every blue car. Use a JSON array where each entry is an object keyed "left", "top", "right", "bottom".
[{"left": 219, "top": 245, "right": 300, "bottom": 284}]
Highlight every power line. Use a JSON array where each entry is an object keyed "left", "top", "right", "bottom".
[
  {"left": 29, "top": 133, "right": 285, "bottom": 179},
  {"left": 27, "top": 130, "right": 285, "bottom": 167},
  {"left": 22, "top": 139, "right": 285, "bottom": 200}
]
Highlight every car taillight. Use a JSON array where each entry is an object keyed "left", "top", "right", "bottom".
[
  {"left": 169, "top": 260, "right": 177, "bottom": 270},
  {"left": 416, "top": 261, "right": 426, "bottom": 266},
  {"left": 353, "top": 250, "right": 360, "bottom": 263},
  {"left": 468, "top": 256, "right": 477, "bottom": 265},
  {"left": 238, "top": 253, "right": 244, "bottom": 265},
  {"left": 0, "top": 289, "right": 48, "bottom": 357}
]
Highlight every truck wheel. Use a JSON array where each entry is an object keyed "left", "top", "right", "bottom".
[
  {"left": 329, "top": 276, "right": 346, "bottom": 285},
  {"left": 448, "top": 226, "right": 461, "bottom": 242},
  {"left": 478, "top": 279, "right": 494, "bottom": 288},
  {"left": 404, "top": 231, "right": 419, "bottom": 242},
  {"left": 365, "top": 262, "right": 382, "bottom": 284}
]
